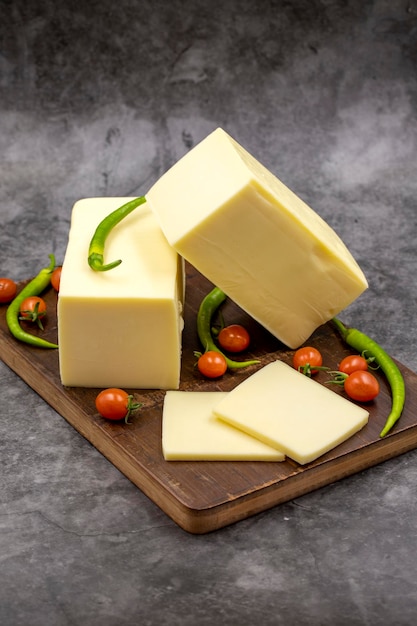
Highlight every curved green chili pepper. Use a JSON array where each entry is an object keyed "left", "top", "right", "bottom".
[
  {"left": 88, "top": 196, "right": 147, "bottom": 271},
  {"left": 197, "top": 287, "right": 259, "bottom": 370},
  {"left": 6, "top": 254, "right": 58, "bottom": 349},
  {"left": 332, "top": 318, "right": 405, "bottom": 437}
]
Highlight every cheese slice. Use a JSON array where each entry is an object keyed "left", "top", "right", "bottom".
[
  {"left": 58, "top": 198, "right": 184, "bottom": 389},
  {"left": 162, "top": 391, "right": 285, "bottom": 461},
  {"left": 213, "top": 360, "right": 369, "bottom": 465},
  {"left": 146, "top": 128, "right": 368, "bottom": 348}
]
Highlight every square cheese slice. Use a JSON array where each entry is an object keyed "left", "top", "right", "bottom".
[
  {"left": 162, "top": 391, "right": 285, "bottom": 461},
  {"left": 213, "top": 360, "right": 369, "bottom": 465},
  {"left": 58, "top": 198, "right": 184, "bottom": 389},
  {"left": 146, "top": 128, "right": 368, "bottom": 348}
]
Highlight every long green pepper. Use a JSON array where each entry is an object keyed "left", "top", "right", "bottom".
[
  {"left": 6, "top": 254, "right": 58, "bottom": 349},
  {"left": 88, "top": 196, "right": 147, "bottom": 271},
  {"left": 197, "top": 287, "right": 259, "bottom": 369},
  {"left": 332, "top": 318, "right": 405, "bottom": 437}
]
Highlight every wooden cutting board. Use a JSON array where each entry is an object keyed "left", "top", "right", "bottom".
[{"left": 1, "top": 264, "right": 417, "bottom": 534}]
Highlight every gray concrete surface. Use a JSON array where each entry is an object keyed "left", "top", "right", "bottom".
[{"left": 1, "top": 1, "right": 417, "bottom": 624}]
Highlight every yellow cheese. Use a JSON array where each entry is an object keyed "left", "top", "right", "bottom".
[
  {"left": 162, "top": 391, "right": 285, "bottom": 461},
  {"left": 213, "top": 360, "right": 369, "bottom": 465},
  {"left": 58, "top": 198, "right": 184, "bottom": 388},
  {"left": 146, "top": 128, "right": 368, "bottom": 348}
]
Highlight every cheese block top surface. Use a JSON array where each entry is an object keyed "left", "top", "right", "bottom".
[
  {"left": 162, "top": 391, "right": 285, "bottom": 461},
  {"left": 213, "top": 360, "right": 369, "bottom": 465},
  {"left": 147, "top": 128, "right": 361, "bottom": 275},
  {"left": 60, "top": 197, "right": 181, "bottom": 300},
  {"left": 145, "top": 128, "right": 368, "bottom": 348}
]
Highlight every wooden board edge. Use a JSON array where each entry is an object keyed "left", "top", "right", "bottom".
[{"left": 165, "top": 427, "right": 417, "bottom": 533}]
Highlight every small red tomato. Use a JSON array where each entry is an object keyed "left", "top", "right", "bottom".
[
  {"left": 19, "top": 296, "right": 47, "bottom": 328},
  {"left": 0, "top": 277, "right": 17, "bottom": 303},
  {"left": 338, "top": 354, "right": 368, "bottom": 375},
  {"left": 344, "top": 370, "right": 380, "bottom": 402},
  {"left": 95, "top": 388, "right": 141, "bottom": 422},
  {"left": 218, "top": 324, "right": 251, "bottom": 353},
  {"left": 51, "top": 266, "right": 62, "bottom": 292},
  {"left": 197, "top": 350, "right": 228, "bottom": 378},
  {"left": 293, "top": 346, "right": 323, "bottom": 376}
]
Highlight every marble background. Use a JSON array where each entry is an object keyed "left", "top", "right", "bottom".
[{"left": 1, "top": 1, "right": 417, "bottom": 624}]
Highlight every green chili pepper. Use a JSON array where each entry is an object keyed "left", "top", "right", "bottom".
[
  {"left": 88, "top": 196, "right": 147, "bottom": 271},
  {"left": 332, "top": 318, "right": 405, "bottom": 437},
  {"left": 197, "top": 287, "right": 259, "bottom": 370},
  {"left": 6, "top": 254, "right": 58, "bottom": 349}
]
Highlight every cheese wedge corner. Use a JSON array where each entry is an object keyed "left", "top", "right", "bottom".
[
  {"left": 146, "top": 128, "right": 368, "bottom": 348},
  {"left": 213, "top": 360, "right": 369, "bottom": 465},
  {"left": 162, "top": 390, "right": 285, "bottom": 461}
]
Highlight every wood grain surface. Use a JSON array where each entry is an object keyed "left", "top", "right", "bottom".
[{"left": 1, "top": 264, "right": 416, "bottom": 534}]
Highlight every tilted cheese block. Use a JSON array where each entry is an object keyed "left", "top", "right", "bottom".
[
  {"left": 58, "top": 198, "right": 184, "bottom": 388},
  {"left": 146, "top": 128, "right": 368, "bottom": 348},
  {"left": 162, "top": 391, "right": 285, "bottom": 461},
  {"left": 213, "top": 360, "right": 369, "bottom": 465}
]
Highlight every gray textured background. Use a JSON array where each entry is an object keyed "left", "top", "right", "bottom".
[{"left": 1, "top": 1, "right": 417, "bottom": 624}]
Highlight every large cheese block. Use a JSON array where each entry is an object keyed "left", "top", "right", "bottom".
[
  {"left": 213, "top": 360, "right": 369, "bottom": 465},
  {"left": 146, "top": 128, "right": 368, "bottom": 348},
  {"left": 58, "top": 198, "right": 184, "bottom": 388},
  {"left": 162, "top": 391, "right": 285, "bottom": 461}
]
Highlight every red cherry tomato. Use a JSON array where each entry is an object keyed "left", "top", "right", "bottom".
[
  {"left": 0, "top": 277, "right": 17, "bottom": 303},
  {"left": 338, "top": 354, "right": 368, "bottom": 375},
  {"left": 51, "top": 266, "right": 62, "bottom": 292},
  {"left": 293, "top": 346, "right": 323, "bottom": 376},
  {"left": 344, "top": 370, "right": 380, "bottom": 402},
  {"left": 19, "top": 296, "right": 47, "bottom": 328},
  {"left": 197, "top": 351, "right": 228, "bottom": 378},
  {"left": 218, "top": 324, "right": 250, "bottom": 353},
  {"left": 95, "top": 388, "right": 141, "bottom": 422}
]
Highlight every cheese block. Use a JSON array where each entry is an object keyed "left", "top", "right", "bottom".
[
  {"left": 146, "top": 128, "right": 368, "bottom": 348},
  {"left": 162, "top": 391, "right": 285, "bottom": 461},
  {"left": 213, "top": 360, "right": 369, "bottom": 465},
  {"left": 58, "top": 198, "right": 184, "bottom": 388}
]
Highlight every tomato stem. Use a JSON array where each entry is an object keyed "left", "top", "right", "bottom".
[
  {"left": 125, "top": 395, "right": 142, "bottom": 424},
  {"left": 325, "top": 370, "right": 349, "bottom": 385},
  {"left": 361, "top": 349, "right": 378, "bottom": 370},
  {"left": 19, "top": 300, "right": 45, "bottom": 329},
  {"left": 297, "top": 364, "right": 329, "bottom": 377}
]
